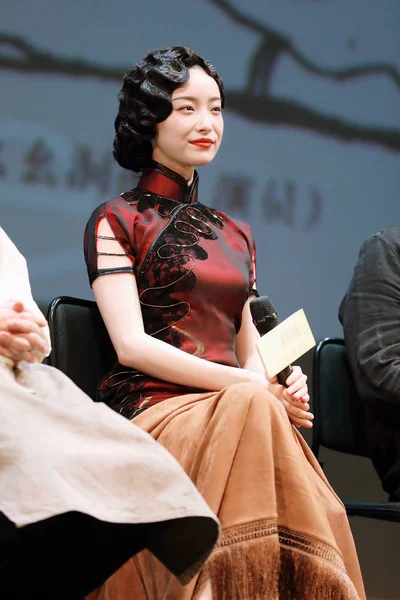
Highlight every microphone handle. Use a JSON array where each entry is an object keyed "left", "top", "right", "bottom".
[{"left": 277, "top": 365, "right": 293, "bottom": 387}]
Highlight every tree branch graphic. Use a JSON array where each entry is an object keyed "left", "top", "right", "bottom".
[
  {"left": 208, "top": 0, "right": 400, "bottom": 152},
  {"left": 1, "top": 0, "right": 400, "bottom": 154},
  {"left": 0, "top": 33, "right": 122, "bottom": 81},
  {"left": 209, "top": 0, "right": 400, "bottom": 92}
]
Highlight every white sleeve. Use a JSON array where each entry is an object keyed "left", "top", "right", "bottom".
[{"left": 0, "top": 227, "right": 51, "bottom": 358}]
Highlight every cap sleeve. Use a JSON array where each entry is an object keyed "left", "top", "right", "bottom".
[{"left": 84, "top": 198, "right": 138, "bottom": 287}]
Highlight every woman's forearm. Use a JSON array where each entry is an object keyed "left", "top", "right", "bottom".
[
  {"left": 242, "top": 351, "right": 266, "bottom": 376},
  {"left": 118, "top": 333, "right": 265, "bottom": 391},
  {"left": 92, "top": 272, "right": 266, "bottom": 391}
]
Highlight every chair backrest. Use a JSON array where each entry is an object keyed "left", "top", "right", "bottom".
[
  {"left": 47, "top": 296, "right": 116, "bottom": 401},
  {"left": 312, "top": 337, "right": 369, "bottom": 459}
]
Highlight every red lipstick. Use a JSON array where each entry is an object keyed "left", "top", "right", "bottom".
[{"left": 189, "top": 138, "right": 214, "bottom": 148}]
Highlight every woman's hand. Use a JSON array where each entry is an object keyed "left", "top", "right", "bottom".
[
  {"left": 267, "top": 366, "right": 313, "bottom": 429},
  {"left": 285, "top": 366, "right": 309, "bottom": 403},
  {"left": 0, "top": 300, "right": 48, "bottom": 363},
  {"left": 242, "top": 365, "right": 313, "bottom": 428}
]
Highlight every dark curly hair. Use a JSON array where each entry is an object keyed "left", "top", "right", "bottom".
[{"left": 113, "top": 46, "right": 225, "bottom": 173}]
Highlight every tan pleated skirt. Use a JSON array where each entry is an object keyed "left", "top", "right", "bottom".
[{"left": 88, "top": 382, "right": 365, "bottom": 600}]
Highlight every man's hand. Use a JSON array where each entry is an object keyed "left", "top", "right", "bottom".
[{"left": 0, "top": 300, "right": 48, "bottom": 363}]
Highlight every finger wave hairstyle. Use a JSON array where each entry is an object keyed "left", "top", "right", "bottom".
[{"left": 113, "top": 46, "right": 225, "bottom": 173}]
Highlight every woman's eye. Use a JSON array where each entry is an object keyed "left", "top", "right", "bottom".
[
  {"left": 179, "top": 105, "right": 194, "bottom": 112},
  {"left": 212, "top": 106, "right": 222, "bottom": 113}
]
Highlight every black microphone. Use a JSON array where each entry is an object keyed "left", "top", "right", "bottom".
[{"left": 249, "top": 295, "right": 293, "bottom": 387}]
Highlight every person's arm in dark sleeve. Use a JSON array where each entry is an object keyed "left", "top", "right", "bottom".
[{"left": 339, "top": 233, "right": 400, "bottom": 404}]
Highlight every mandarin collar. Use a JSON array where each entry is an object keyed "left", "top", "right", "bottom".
[{"left": 138, "top": 161, "right": 199, "bottom": 204}]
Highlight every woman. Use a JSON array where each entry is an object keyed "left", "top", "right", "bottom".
[
  {"left": 84, "top": 46, "right": 365, "bottom": 599},
  {"left": 0, "top": 226, "right": 219, "bottom": 599}
]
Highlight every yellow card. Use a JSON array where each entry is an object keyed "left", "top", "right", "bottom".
[{"left": 255, "top": 309, "right": 316, "bottom": 379}]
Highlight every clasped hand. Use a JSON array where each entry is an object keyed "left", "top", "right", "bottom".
[
  {"left": 268, "top": 365, "right": 313, "bottom": 429},
  {"left": 0, "top": 300, "right": 48, "bottom": 363},
  {"left": 245, "top": 354, "right": 313, "bottom": 428}
]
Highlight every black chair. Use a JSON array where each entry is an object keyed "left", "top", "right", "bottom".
[
  {"left": 47, "top": 296, "right": 116, "bottom": 401},
  {"left": 312, "top": 337, "right": 400, "bottom": 522}
]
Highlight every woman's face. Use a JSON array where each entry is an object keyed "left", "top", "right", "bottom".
[{"left": 152, "top": 66, "right": 224, "bottom": 180}]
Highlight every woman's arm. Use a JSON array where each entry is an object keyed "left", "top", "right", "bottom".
[
  {"left": 92, "top": 219, "right": 267, "bottom": 392},
  {"left": 235, "top": 295, "right": 264, "bottom": 373},
  {"left": 236, "top": 296, "right": 313, "bottom": 428},
  {"left": 93, "top": 274, "right": 269, "bottom": 391}
]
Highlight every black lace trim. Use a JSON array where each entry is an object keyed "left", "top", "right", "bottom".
[
  {"left": 96, "top": 252, "right": 127, "bottom": 256},
  {"left": 89, "top": 266, "right": 134, "bottom": 287}
]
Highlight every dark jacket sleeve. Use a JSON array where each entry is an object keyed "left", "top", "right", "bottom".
[{"left": 339, "top": 231, "right": 400, "bottom": 405}]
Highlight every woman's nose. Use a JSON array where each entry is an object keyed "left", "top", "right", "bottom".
[{"left": 196, "top": 111, "right": 213, "bottom": 133}]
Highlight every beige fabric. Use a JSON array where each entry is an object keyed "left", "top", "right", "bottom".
[
  {"left": 88, "top": 383, "right": 366, "bottom": 600},
  {"left": 0, "top": 225, "right": 219, "bottom": 583},
  {"left": 0, "top": 360, "right": 219, "bottom": 582},
  {"left": 0, "top": 361, "right": 217, "bottom": 529}
]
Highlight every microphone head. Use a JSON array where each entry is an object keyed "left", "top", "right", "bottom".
[{"left": 249, "top": 296, "right": 279, "bottom": 336}]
